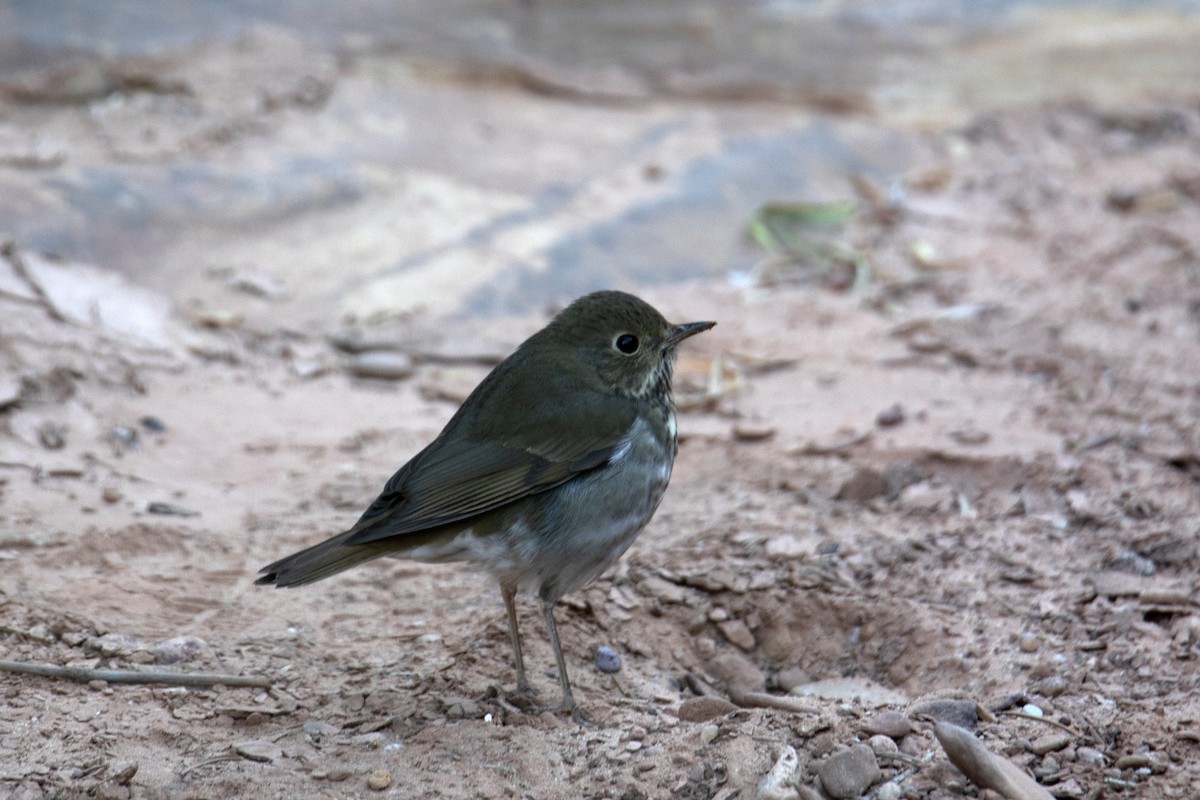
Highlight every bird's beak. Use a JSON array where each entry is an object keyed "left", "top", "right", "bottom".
[{"left": 666, "top": 320, "right": 716, "bottom": 346}]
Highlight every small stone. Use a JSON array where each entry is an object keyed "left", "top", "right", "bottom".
[
  {"left": 876, "top": 404, "right": 905, "bottom": 427},
  {"left": 101, "top": 487, "right": 123, "bottom": 504},
  {"left": 705, "top": 651, "right": 766, "bottom": 696},
  {"left": 1034, "top": 676, "right": 1068, "bottom": 697},
  {"left": 303, "top": 719, "right": 340, "bottom": 739},
  {"left": 1114, "top": 753, "right": 1150, "bottom": 769},
  {"left": 1018, "top": 633, "right": 1040, "bottom": 653},
  {"left": 836, "top": 467, "right": 888, "bottom": 502},
  {"left": 348, "top": 351, "right": 414, "bottom": 380},
  {"left": 327, "top": 769, "right": 350, "bottom": 782},
  {"left": 1030, "top": 732, "right": 1072, "bottom": 755},
  {"left": 244, "top": 711, "right": 264, "bottom": 727},
  {"left": 110, "top": 762, "right": 138, "bottom": 785},
  {"left": 1076, "top": 746, "right": 1107, "bottom": 765},
  {"left": 863, "top": 710, "right": 912, "bottom": 739},
  {"left": 875, "top": 783, "right": 902, "bottom": 800},
  {"left": 595, "top": 646, "right": 622, "bottom": 674},
  {"left": 868, "top": 735, "right": 898, "bottom": 757},
  {"left": 367, "top": 769, "right": 392, "bottom": 790},
  {"left": 774, "top": 666, "right": 810, "bottom": 693},
  {"left": 678, "top": 696, "right": 738, "bottom": 723},
  {"left": 153, "top": 635, "right": 208, "bottom": 665},
  {"left": 756, "top": 745, "right": 800, "bottom": 800},
  {"left": 816, "top": 744, "right": 881, "bottom": 799},
  {"left": 700, "top": 724, "right": 719, "bottom": 745},
  {"left": 732, "top": 422, "right": 776, "bottom": 442},
  {"left": 717, "top": 619, "right": 757, "bottom": 652},
  {"left": 139, "top": 416, "right": 167, "bottom": 433},
  {"left": 1021, "top": 703, "right": 1044, "bottom": 718},
  {"left": 234, "top": 739, "right": 282, "bottom": 763}
]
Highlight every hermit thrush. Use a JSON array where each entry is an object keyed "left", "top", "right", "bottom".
[{"left": 257, "top": 290, "right": 714, "bottom": 719}]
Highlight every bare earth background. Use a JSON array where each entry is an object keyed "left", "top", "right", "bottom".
[{"left": 2, "top": 4, "right": 1200, "bottom": 800}]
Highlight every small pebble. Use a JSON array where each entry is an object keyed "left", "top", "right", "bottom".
[
  {"left": 1021, "top": 703, "right": 1044, "bottom": 718},
  {"left": 1018, "top": 633, "right": 1041, "bottom": 653},
  {"left": 700, "top": 724, "right": 719, "bottom": 745},
  {"left": 863, "top": 710, "right": 912, "bottom": 739},
  {"left": 367, "top": 769, "right": 392, "bottom": 791},
  {"left": 678, "top": 696, "right": 738, "bottom": 722},
  {"left": 140, "top": 416, "right": 167, "bottom": 433},
  {"left": 817, "top": 744, "right": 882, "bottom": 799},
  {"left": 1034, "top": 675, "right": 1068, "bottom": 697},
  {"left": 732, "top": 422, "right": 776, "bottom": 442},
  {"left": 1030, "top": 731, "right": 1072, "bottom": 755},
  {"left": 875, "top": 783, "right": 902, "bottom": 800},
  {"left": 594, "top": 645, "right": 622, "bottom": 674},
  {"left": 868, "top": 735, "right": 898, "bottom": 757},
  {"left": 876, "top": 403, "right": 905, "bottom": 427},
  {"left": 1076, "top": 746, "right": 1107, "bottom": 765},
  {"left": 348, "top": 351, "right": 414, "bottom": 380}
]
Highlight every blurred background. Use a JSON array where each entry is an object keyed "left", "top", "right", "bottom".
[{"left": 2, "top": 0, "right": 1199, "bottom": 325}]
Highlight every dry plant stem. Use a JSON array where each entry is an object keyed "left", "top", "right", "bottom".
[{"left": 0, "top": 659, "right": 273, "bottom": 688}]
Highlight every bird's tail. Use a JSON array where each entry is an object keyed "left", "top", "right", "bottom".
[{"left": 255, "top": 530, "right": 396, "bottom": 587}]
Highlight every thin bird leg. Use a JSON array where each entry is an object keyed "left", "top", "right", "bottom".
[
  {"left": 501, "top": 584, "right": 533, "bottom": 697},
  {"left": 541, "top": 598, "right": 587, "bottom": 722}
]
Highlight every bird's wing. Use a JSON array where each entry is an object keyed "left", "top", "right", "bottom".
[{"left": 344, "top": 391, "right": 636, "bottom": 545}]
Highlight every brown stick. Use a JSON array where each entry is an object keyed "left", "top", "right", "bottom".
[{"left": 0, "top": 659, "right": 273, "bottom": 688}]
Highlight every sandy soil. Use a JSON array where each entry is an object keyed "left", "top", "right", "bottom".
[{"left": 3, "top": 72, "right": 1200, "bottom": 800}]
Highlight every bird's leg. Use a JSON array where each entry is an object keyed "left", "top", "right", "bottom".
[
  {"left": 540, "top": 598, "right": 589, "bottom": 723},
  {"left": 501, "top": 584, "right": 537, "bottom": 702}
]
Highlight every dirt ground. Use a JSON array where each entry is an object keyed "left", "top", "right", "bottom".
[{"left": 3, "top": 56, "right": 1200, "bottom": 800}]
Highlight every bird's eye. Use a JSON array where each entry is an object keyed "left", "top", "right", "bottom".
[{"left": 614, "top": 333, "right": 639, "bottom": 354}]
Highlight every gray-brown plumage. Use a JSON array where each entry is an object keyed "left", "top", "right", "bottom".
[{"left": 257, "top": 290, "right": 714, "bottom": 719}]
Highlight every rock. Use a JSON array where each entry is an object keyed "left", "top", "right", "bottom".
[
  {"left": 0, "top": 374, "right": 20, "bottom": 410},
  {"left": 934, "top": 722, "right": 1053, "bottom": 800},
  {"left": 109, "top": 762, "right": 138, "bottom": 785},
  {"left": 367, "top": 769, "right": 392, "bottom": 791},
  {"left": 1030, "top": 732, "right": 1072, "bottom": 755},
  {"left": 876, "top": 783, "right": 902, "bottom": 800},
  {"left": 234, "top": 739, "right": 283, "bottom": 763},
  {"left": 816, "top": 744, "right": 881, "bottom": 799},
  {"left": 862, "top": 710, "right": 912, "bottom": 739},
  {"left": 732, "top": 422, "right": 776, "bottom": 442},
  {"left": 700, "top": 724, "right": 719, "bottom": 745},
  {"left": 1075, "top": 746, "right": 1107, "bottom": 765},
  {"left": 93, "top": 633, "right": 147, "bottom": 658},
  {"left": 868, "top": 735, "right": 898, "bottom": 757},
  {"left": 347, "top": 351, "right": 414, "bottom": 380},
  {"left": 706, "top": 651, "right": 766, "bottom": 696},
  {"left": 153, "top": 635, "right": 209, "bottom": 664},
  {"left": 595, "top": 646, "right": 622, "bottom": 674},
  {"left": 303, "top": 719, "right": 340, "bottom": 740},
  {"left": 1033, "top": 676, "right": 1067, "bottom": 697},
  {"left": 717, "top": 619, "right": 757, "bottom": 652},
  {"left": 913, "top": 698, "right": 979, "bottom": 731},
  {"left": 678, "top": 696, "right": 738, "bottom": 722},
  {"left": 756, "top": 745, "right": 800, "bottom": 800},
  {"left": 835, "top": 467, "right": 888, "bottom": 502},
  {"left": 774, "top": 666, "right": 810, "bottom": 693},
  {"left": 876, "top": 403, "right": 905, "bottom": 427}
]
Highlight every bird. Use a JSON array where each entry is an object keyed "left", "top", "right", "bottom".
[{"left": 256, "top": 290, "right": 715, "bottom": 720}]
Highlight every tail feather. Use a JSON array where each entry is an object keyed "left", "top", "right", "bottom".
[{"left": 256, "top": 530, "right": 393, "bottom": 587}]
